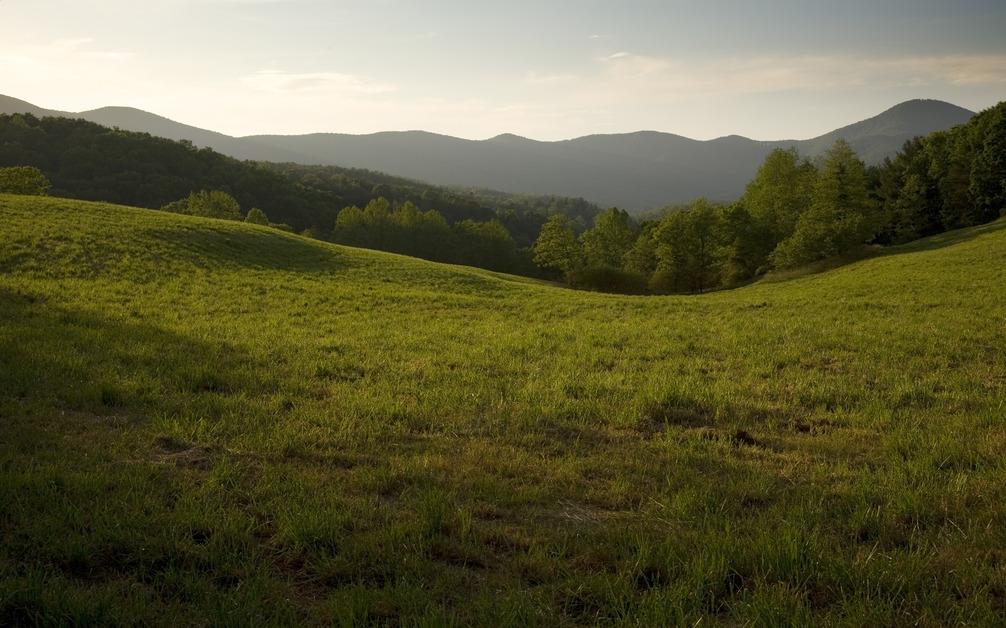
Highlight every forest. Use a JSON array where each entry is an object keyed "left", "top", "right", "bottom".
[
  {"left": 0, "top": 114, "right": 596, "bottom": 272},
  {"left": 1, "top": 102, "right": 1003, "bottom": 287},
  {"left": 533, "top": 101, "right": 1006, "bottom": 293}
]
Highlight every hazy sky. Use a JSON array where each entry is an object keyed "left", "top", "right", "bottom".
[{"left": 2, "top": 0, "right": 1005, "bottom": 140}]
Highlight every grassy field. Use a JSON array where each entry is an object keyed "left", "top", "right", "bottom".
[{"left": 1, "top": 194, "right": 1005, "bottom": 626}]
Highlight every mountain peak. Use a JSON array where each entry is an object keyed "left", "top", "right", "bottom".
[
  {"left": 884, "top": 98, "right": 973, "bottom": 113},
  {"left": 487, "top": 132, "right": 534, "bottom": 143}
]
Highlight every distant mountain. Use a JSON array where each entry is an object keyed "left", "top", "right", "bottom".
[
  {"left": 0, "top": 95, "right": 975, "bottom": 211},
  {"left": 0, "top": 94, "right": 65, "bottom": 118}
]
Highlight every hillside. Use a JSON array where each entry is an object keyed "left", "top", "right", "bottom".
[
  {"left": 2, "top": 194, "right": 1004, "bottom": 624},
  {"left": 0, "top": 114, "right": 599, "bottom": 243},
  {"left": 0, "top": 95, "right": 975, "bottom": 210}
]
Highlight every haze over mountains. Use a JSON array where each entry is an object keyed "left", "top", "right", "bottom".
[{"left": 0, "top": 94, "right": 974, "bottom": 211}]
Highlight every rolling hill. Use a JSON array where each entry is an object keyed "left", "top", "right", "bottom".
[
  {"left": 2, "top": 193, "right": 1004, "bottom": 624},
  {"left": 0, "top": 94, "right": 974, "bottom": 210},
  {"left": 0, "top": 113, "right": 601, "bottom": 246}
]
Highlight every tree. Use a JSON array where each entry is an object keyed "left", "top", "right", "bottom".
[
  {"left": 533, "top": 214, "right": 582, "bottom": 276},
  {"left": 887, "top": 174, "right": 927, "bottom": 243},
  {"left": 452, "top": 218, "right": 522, "bottom": 272},
  {"left": 741, "top": 148, "right": 816, "bottom": 244},
  {"left": 622, "top": 222, "right": 659, "bottom": 276},
  {"left": 245, "top": 207, "right": 270, "bottom": 225},
  {"left": 184, "top": 190, "right": 242, "bottom": 220},
  {"left": 651, "top": 199, "right": 721, "bottom": 293},
  {"left": 969, "top": 103, "right": 1006, "bottom": 221},
  {"left": 771, "top": 140, "right": 874, "bottom": 268},
  {"left": 0, "top": 166, "right": 51, "bottom": 195},
  {"left": 580, "top": 207, "right": 636, "bottom": 269},
  {"left": 717, "top": 203, "right": 766, "bottom": 284},
  {"left": 872, "top": 138, "right": 942, "bottom": 243}
]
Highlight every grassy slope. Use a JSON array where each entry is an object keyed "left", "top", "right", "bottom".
[{"left": 1, "top": 194, "right": 1004, "bottom": 626}]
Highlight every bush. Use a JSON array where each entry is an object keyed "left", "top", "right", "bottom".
[
  {"left": 186, "top": 190, "right": 241, "bottom": 220},
  {"left": 245, "top": 207, "right": 270, "bottom": 225},
  {"left": 0, "top": 166, "right": 51, "bottom": 195}
]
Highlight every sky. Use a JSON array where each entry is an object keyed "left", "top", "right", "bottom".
[{"left": 1, "top": 0, "right": 1005, "bottom": 141}]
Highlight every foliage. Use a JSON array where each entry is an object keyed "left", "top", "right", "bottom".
[
  {"left": 261, "top": 163, "right": 602, "bottom": 247},
  {"left": 530, "top": 102, "right": 1005, "bottom": 291},
  {"left": 0, "top": 114, "right": 338, "bottom": 232},
  {"left": 0, "top": 113, "right": 597, "bottom": 252},
  {"left": 333, "top": 198, "right": 531, "bottom": 274},
  {"left": 177, "top": 190, "right": 243, "bottom": 220},
  {"left": 0, "top": 165, "right": 51, "bottom": 195},
  {"left": 532, "top": 213, "right": 582, "bottom": 276},
  {"left": 244, "top": 207, "right": 270, "bottom": 226},
  {"left": 741, "top": 148, "right": 815, "bottom": 244},
  {"left": 651, "top": 199, "right": 721, "bottom": 293},
  {"left": 580, "top": 207, "right": 637, "bottom": 269},
  {"left": 771, "top": 140, "right": 874, "bottom": 269},
  {"left": 871, "top": 101, "right": 1006, "bottom": 241}
]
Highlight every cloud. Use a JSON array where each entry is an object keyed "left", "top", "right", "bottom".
[
  {"left": 0, "top": 38, "right": 135, "bottom": 70},
  {"left": 241, "top": 70, "right": 396, "bottom": 95},
  {"left": 588, "top": 52, "right": 1006, "bottom": 99},
  {"left": 524, "top": 71, "right": 578, "bottom": 85}
]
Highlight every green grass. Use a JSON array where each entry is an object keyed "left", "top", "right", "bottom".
[{"left": 2, "top": 193, "right": 1005, "bottom": 626}]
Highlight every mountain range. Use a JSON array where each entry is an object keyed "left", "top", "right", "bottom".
[{"left": 0, "top": 94, "right": 975, "bottom": 211}]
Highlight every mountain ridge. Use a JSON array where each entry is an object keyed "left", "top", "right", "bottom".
[{"left": 0, "top": 95, "right": 975, "bottom": 210}]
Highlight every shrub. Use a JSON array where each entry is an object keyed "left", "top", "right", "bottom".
[
  {"left": 186, "top": 190, "right": 242, "bottom": 220},
  {"left": 245, "top": 207, "right": 270, "bottom": 225},
  {"left": 0, "top": 166, "right": 51, "bottom": 195}
]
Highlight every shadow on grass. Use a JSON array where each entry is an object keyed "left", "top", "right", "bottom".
[
  {"left": 883, "top": 216, "right": 1006, "bottom": 255},
  {"left": 761, "top": 217, "right": 1006, "bottom": 284},
  {"left": 142, "top": 224, "right": 361, "bottom": 274},
  {"left": 0, "top": 287, "right": 263, "bottom": 415}
]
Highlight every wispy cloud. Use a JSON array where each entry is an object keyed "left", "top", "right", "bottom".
[
  {"left": 588, "top": 52, "right": 1006, "bottom": 98},
  {"left": 241, "top": 70, "right": 396, "bottom": 95},
  {"left": 0, "top": 38, "right": 135, "bottom": 68}
]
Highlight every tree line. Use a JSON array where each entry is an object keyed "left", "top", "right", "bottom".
[
  {"left": 2, "top": 103, "right": 1002, "bottom": 286},
  {"left": 533, "top": 102, "right": 1006, "bottom": 293},
  {"left": 0, "top": 113, "right": 605, "bottom": 274},
  {"left": 0, "top": 113, "right": 598, "bottom": 239},
  {"left": 261, "top": 162, "right": 600, "bottom": 247}
]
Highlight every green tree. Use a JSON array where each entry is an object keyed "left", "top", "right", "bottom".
[
  {"left": 453, "top": 219, "right": 522, "bottom": 272},
  {"left": 717, "top": 203, "right": 765, "bottom": 284},
  {"left": 872, "top": 138, "right": 942, "bottom": 243},
  {"left": 186, "top": 190, "right": 242, "bottom": 220},
  {"left": 0, "top": 166, "right": 51, "bottom": 195},
  {"left": 771, "top": 140, "right": 874, "bottom": 268},
  {"left": 887, "top": 174, "right": 927, "bottom": 243},
  {"left": 245, "top": 207, "right": 270, "bottom": 225},
  {"left": 741, "top": 148, "right": 816, "bottom": 244},
  {"left": 652, "top": 199, "right": 721, "bottom": 293},
  {"left": 969, "top": 102, "right": 1006, "bottom": 221},
  {"left": 533, "top": 214, "right": 582, "bottom": 276},
  {"left": 622, "top": 222, "right": 659, "bottom": 276},
  {"left": 580, "top": 207, "right": 636, "bottom": 269}
]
